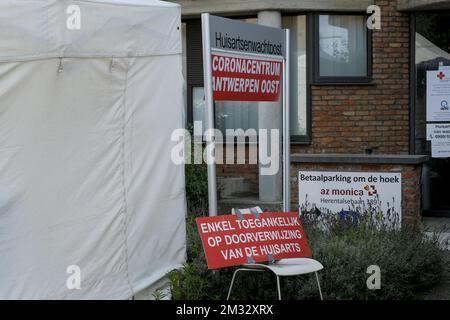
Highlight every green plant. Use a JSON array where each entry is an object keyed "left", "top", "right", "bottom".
[
  {"left": 185, "top": 162, "right": 208, "bottom": 213},
  {"left": 168, "top": 262, "right": 209, "bottom": 300},
  {"left": 152, "top": 289, "right": 168, "bottom": 300},
  {"left": 301, "top": 218, "right": 447, "bottom": 300}
]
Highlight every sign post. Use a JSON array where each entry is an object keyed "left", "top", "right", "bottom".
[
  {"left": 283, "top": 30, "right": 291, "bottom": 212},
  {"left": 201, "top": 14, "right": 218, "bottom": 216},
  {"left": 201, "top": 14, "right": 290, "bottom": 216}
]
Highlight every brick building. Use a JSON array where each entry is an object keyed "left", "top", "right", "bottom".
[{"left": 174, "top": 0, "right": 450, "bottom": 223}]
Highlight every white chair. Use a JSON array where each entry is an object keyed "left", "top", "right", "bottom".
[{"left": 227, "top": 207, "right": 324, "bottom": 300}]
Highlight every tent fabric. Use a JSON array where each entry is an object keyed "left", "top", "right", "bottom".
[
  {"left": 0, "top": 0, "right": 186, "bottom": 299},
  {"left": 0, "top": 0, "right": 181, "bottom": 62}
]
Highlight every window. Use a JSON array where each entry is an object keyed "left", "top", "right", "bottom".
[
  {"left": 192, "top": 86, "right": 206, "bottom": 131},
  {"left": 314, "top": 14, "right": 372, "bottom": 83},
  {"left": 215, "top": 101, "right": 259, "bottom": 134},
  {"left": 191, "top": 87, "right": 260, "bottom": 139},
  {"left": 283, "top": 15, "right": 308, "bottom": 141},
  {"left": 413, "top": 12, "right": 450, "bottom": 213}
]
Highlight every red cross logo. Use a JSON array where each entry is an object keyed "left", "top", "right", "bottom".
[{"left": 437, "top": 72, "right": 446, "bottom": 80}]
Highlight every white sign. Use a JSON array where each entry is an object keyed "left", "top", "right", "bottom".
[
  {"left": 298, "top": 171, "right": 402, "bottom": 222},
  {"left": 431, "top": 139, "right": 450, "bottom": 158},
  {"left": 426, "top": 123, "right": 450, "bottom": 158},
  {"left": 426, "top": 123, "right": 450, "bottom": 141},
  {"left": 427, "top": 70, "right": 450, "bottom": 122},
  {"left": 208, "top": 15, "right": 286, "bottom": 57}
]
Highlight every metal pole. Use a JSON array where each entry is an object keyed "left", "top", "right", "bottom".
[
  {"left": 201, "top": 13, "right": 218, "bottom": 217},
  {"left": 315, "top": 272, "right": 323, "bottom": 300},
  {"left": 276, "top": 275, "right": 282, "bottom": 300},
  {"left": 283, "top": 29, "right": 291, "bottom": 212}
]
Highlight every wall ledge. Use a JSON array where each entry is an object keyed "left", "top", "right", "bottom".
[
  {"left": 173, "top": 0, "right": 372, "bottom": 18},
  {"left": 291, "top": 153, "right": 430, "bottom": 165}
]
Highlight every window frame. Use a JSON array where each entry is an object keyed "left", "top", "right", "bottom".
[
  {"left": 283, "top": 13, "right": 311, "bottom": 144},
  {"left": 312, "top": 12, "right": 373, "bottom": 85}
]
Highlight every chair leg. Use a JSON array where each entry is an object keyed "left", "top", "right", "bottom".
[
  {"left": 276, "top": 275, "right": 282, "bottom": 300},
  {"left": 227, "top": 269, "right": 241, "bottom": 300},
  {"left": 315, "top": 272, "right": 323, "bottom": 300}
]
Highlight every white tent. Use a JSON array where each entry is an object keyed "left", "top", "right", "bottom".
[{"left": 0, "top": 0, "right": 186, "bottom": 299}]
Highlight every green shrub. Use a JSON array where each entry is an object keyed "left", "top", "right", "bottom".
[
  {"left": 185, "top": 162, "right": 208, "bottom": 213},
  {"left": 301, "top": 217, "right": 447, "bottom": 300}
]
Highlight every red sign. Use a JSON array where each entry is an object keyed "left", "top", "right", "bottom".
[
  {"left": 196, "top": 212, "right": 312, "bottom": 269},
  {"left": 211, "top": 53, "right": 282, "bottom": 102}
]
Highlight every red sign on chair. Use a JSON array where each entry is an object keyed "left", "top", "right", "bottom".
[{"left": 196, "top": 212, "right": 312, "bottom": 269}]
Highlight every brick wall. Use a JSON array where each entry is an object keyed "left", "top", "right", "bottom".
[
  {"left": 291, "top": 162, "right": 422, "bottom": 226},
  {"left": 293, "top": 0, "right": 411, "bottom": 155}
]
